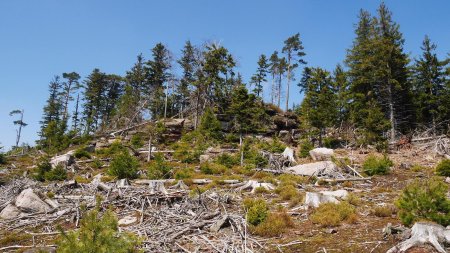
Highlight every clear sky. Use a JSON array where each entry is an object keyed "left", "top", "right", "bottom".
[{"left": 1, "top": 0, "right": 449, "bottom": 150}]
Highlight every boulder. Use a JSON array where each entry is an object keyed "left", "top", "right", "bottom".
[
  {"left": 50, "top": 152, "right": 75, "bottom": 168},
  {"left": 286, "top": 161, "right": 338, "bottom": 176},
  {"left": 15, "top": 188, "right": 51, "bottom": 213},
  {"left": 320, "top": 189, "right": 348, "bottom": 199},
  {"left": 309, "top": 148, "right": 334, "bottom": 161},
  {"left": 304, "top": 192, "right": 339, "bottom": 208},
  {"left": 0, "top": 203, "right": 21, "bottom": 219}
]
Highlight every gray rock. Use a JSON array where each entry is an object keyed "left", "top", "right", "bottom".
[
  {"left": 309, "top": 148, "right": 334, "bottom": 161},
  {"left": 15, "top": 188, "right": 51, "bottom": 213},
  {"left": 0, "top": 203, "right": 21, "bottom": 219}
]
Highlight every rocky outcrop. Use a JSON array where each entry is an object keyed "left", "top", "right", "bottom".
[{"left": 50, "top": 152, "right": 75, "bottom": 169}]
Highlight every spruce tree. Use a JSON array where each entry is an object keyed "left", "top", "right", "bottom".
[
  {"left": 177, "top": 41, "right": 197, "bottom": 117},
  {"left": 332, "top": 64, "right": 350, "bottom": 126},
  {"left": 299, "top": 67, "right": 338, "bottom": 145},
  {"left": 250, "top": 54, "right": 269, "bottom": 98},
  {"left": 412, "top": 35, "right": 449, "bottom": 133},
  {"left": 145, "top": 43, "right": 172, "bottom": 119},
  {"left": 9, "top": 109, "right": 27, "bottom": 148},
  {"left": 83, "top": 69, "right": 107, "bottom": 134},
  {"left": 282, "top": 33, "right": 307, "bottom": 111},
  {"left": 269, "top": 51, "right": 280, "bottom": 105}
]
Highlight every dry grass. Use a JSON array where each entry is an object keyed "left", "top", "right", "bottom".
[
  {"left": 310, "top": 202, "right": 357, "bottom": 227},
  {"left": 251, "top": 210, "right": 295, "bottom": 237}
]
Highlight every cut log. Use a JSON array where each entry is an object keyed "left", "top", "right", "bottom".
[
  {"left": 235, "top": 180, "right": 275, "bottom": 193},
  {"left": 387, "top": 222, "right": 450, "bottom": 253}
]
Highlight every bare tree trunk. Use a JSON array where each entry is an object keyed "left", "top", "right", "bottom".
[
  {"left": 388, "top": 85, "right": 396, "bottom": 141},
  {"left": 286, "top": 65, "right": 291, "bottom": 111},
  {"left": 15, "top": 110, "right": 24, "bottom": 147},
  {"left": 240, "top": 133, "right": 244, "bottom": 166},
  {"left": 147, "top": 136, "right": 152, "bottom": 162},
  {"left": 271, "top": 74, "right": 275, "bottom": 104}
]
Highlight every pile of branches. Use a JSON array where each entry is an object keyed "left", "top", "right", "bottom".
[{"left": 0, "top": 178, "right": 264, "bottom": 252}]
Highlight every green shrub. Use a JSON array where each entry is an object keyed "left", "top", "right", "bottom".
[
  {"left": 275, "top": 184, "right": 298, "bottom": 201},
  {"left": 44, "top": 164, "right": 67, "bottom": 181},
  {"left": 97, "top": 141, "right": 127, "bottom": 156},
  {"left": 57, "top": 208, "right": 140, "bottom": 253},
  {"left": 216, "top": 153, "right": 239, "bottom": 168},
  {"left": 130, "top": 134, "right": 144, "bottom": 149},
  {"left": 243, "top": 198, "right": 268, "bottom": 226},
  {"left": 33, "top": 158, "right": 52, "bottom": 182},
  {"left": 174, "top": 168, "right": 193, "bottom": 179},
  {"left": 200, "top": 162, "right": 227, "bottom": 175},
  {"left": 362, "top": 154, "right": 392, "bottom": 175},
  {"left": 323, "top": 137, "right": 340, "bottom": 149},
  {"left": 199, "top": 108, "right": 222, "bottom": 140},
  {"left": 299, "top": 140, "right": 314, "bottom": 158},
  {"left": 310, "top": 202, "right": 357, "bottom": 227},
  {"left": 147, "top": 154, "right": 172, "bottom": 179},
  {"left": 259, "top": 138, "right": 286, "bottom": 153},
  {"left": 108, "top": 152, "right": 139, "bottom": 179},
  {"left": 91, "top": 158, "right": 103, "bottom": 169},
  {"left": 0, "top": 153, "right": 6, "bottom": 164},
  {"left": 74, "top": 147, "right": 91, "bottom": 159},
  {"left": 396, "top": 177, "right": 450, "bottom": 226},
  {"left": 436, "top": 159, "right": 450, "bottom": 177}
]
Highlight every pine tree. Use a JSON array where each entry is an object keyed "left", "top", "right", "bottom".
[
  {"left": 60, "top": 72, "right": 81, "bottom": 123},
  {"left": 145, "top": 43, "right": 172, "bottom": 119},
  {"left": 299, "top": 67, "right": 338, "bottom": 145},
  {"left": 9, "top": 109, "right": 27, "bottom": 148},
  {"left": 276, "top": 57, "right": 287, "bottom": 108},
  {"left": 123, "top": 54, "right": 146, "bottom": 125},
  {"left": 83, "top": 69, "right": 107, "bottom": 134},
  {"left": 269, "top": 51, "right": 279, "bottom": 105},
  {"left": 39, "top": 76, "right": 64, "bottom": 151},
  {"left": 412, "top": 35, "right": 449, "bottom": 133},
  {"left": 371, "top": 2, "right": 413, "bottom": 140},
  {"left": 332, "top": 64, "right": 350, "bottom": 126},
  {"left": 177, "top": 41, "right": 197, "bottom": 117},
  {"left": 250, "top": 54, "right": 269, "bottom": 98},
  {"left": 282, "top": 33, "right": 307, "bottom": 111}
]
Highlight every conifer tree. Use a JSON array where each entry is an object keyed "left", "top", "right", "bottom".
[
  {"left": 145, "top": 43, "right": 172, "bottom": 119},
  {"left": 83, "top": 69, "right": 107, "bottom": 134},
  {"left": 39, "top": 76, "right": 63, "bottom": 150},
  {"left": 177, "top": 41, "right": 197, "bottom": 117},
  {"left": 299, "top": 67, "right": 338, "bottom": 145},
  {"left": 371, "top": 2, "right": 413, "bottom": 139},
  {"left": 9, "top": 109, "right": 27, "bottom": 148},
  {"left": 250, "top": 54, "right": 269, "bottom": 98},
  {"left": 269, "top": 51, "right": 280, "bottom": 105},
  {"left": 276, "top": 57, "right": 287, "bottom": 108},
  {"left": 60, "top": 72, "right": 81, "bottom": 123},
  {"left": 412, "top": 35, "right": 449, "bottom": 133},
  {"left": 122, "top": 54, "right": 146, "bottom": 125},
  {"left": 332, "top": 64, "right": 350, "bottom": 126},
  {"left": 282, "top": 33, "right": 307, "bottom": 111}
]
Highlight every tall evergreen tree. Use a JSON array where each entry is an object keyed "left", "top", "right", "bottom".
[
  {"left": 371, "top": 2, "right": 413, "bottom": 140},
  {"left": 83, "top": 69, "right": 107, "bottom": 134},
  {"left": 299, "top": 67, "right": 338, "bottom": 145},
  {"left": 412, "top": 35, "right": 449, "bottom": 133},
  {"left": 269, "top": 51, "right": 280, "bottom": 105},
  {"left": 39, "top": 76, "right": 63, "bottom": 150},
  {"left": 276, "top": 57, "right": 287, "bottom": 108},
  {"left": 123, "top": 54, "right": 146, "bottom": 125},
  {"left": 332, "top": 64, "right": 350, "bottom": 126},
  {"left": 177, "top": 41, "right": 197, "bottom": 117},
  {"left": 282, "top": 33, "right": 307, "bottom": 111},
  {"left": 145, "top": 43, "right": 172, "bottom": 119},
  {"left": 250, "top": 54, "right": 269, "bottom": 98},
  {"left": 60, "top": 72, "right": 81, "bottom": 123}
]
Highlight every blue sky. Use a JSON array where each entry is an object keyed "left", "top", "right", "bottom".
[{"left": 1, "top": 0, "right": 449, "bottom": 150}]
